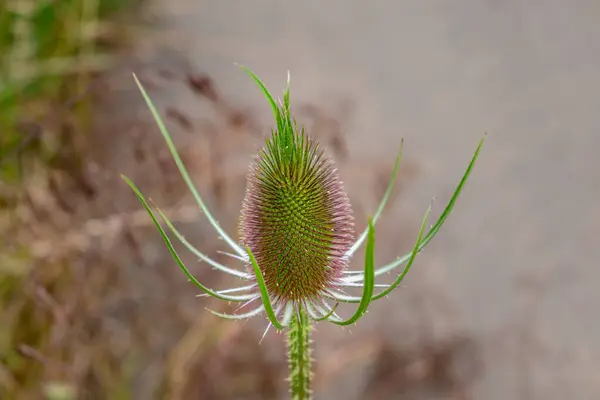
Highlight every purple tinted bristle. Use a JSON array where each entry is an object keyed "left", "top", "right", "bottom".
[{"left": 239, "top": 131, "right": 354, "bottom": 303}]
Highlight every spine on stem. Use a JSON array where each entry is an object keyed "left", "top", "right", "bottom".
[{"left": 287, "top": 308, "right": 312, "bottom": 399}]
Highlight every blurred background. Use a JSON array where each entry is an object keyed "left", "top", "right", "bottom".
[{"left": 1, "top": 1, "right": 599, "bottom": 399}]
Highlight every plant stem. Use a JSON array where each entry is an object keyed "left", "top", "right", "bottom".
[{"left": 287, "top": 308, "right": 312, "bottom": 399}]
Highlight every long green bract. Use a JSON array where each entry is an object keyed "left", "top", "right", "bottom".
[
  {"left": 121, "top": 175, "right": 250, "bottom": 302},
  {"left": 332, "top": 207, "right": 430, "bottom": 304},
  {"left": 153, "top": 205, "right": 249, "bottom": 279},
  {"left": 246, "top": 245, "right": 286, "bottom": 330},
  {"left": 347, "top": 140, "right": 403, "bottom": 256},
  {"left": 371, "top": 205, "right": 430, "bottom": 300},
  {"left": 132, "top": 73, "right": 244, "bottom": 257},
  {"left": 331, "top": 219, "right": 375, "bottom": 326},
  {"left": 343, "top": 136, "right": 485, "bottom": 287}
]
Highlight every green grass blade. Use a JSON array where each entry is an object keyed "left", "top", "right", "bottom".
[
  {"left": 121, "top": 175, "right": 249, "bottom": 302},
  {"left": 131, "top": 73, "right": 244, "bottom": 256}
]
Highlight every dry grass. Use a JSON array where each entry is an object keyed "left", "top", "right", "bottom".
[{"left": 0, "top": 0, "right": 134, "bottom": 398}]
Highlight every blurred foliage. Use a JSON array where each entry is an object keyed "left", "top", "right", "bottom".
[
  {"left": 0, "top": 0, "right": 136, "bottom": 398},
  {"left": 0, "top": 0, "right": 132, "bottom": 187}
]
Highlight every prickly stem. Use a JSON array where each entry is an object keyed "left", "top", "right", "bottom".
[{"left": 288, "top": 308, "right": 312, "bottom": 399}]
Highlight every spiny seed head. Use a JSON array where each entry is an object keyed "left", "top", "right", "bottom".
[{"left": 239, "top": 78, "right": 354, "bottom": 303}]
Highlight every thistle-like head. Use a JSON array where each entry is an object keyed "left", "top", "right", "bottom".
[{"left": 239, "top": 80, "right": 354, "bottom": 304}]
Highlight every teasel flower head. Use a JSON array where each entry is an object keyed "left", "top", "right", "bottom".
[
  {"left": 123, "top": 67, "right": 484, "bottom": 334},
  {"left": 239, "top": 76, "right": 355, "bottom": 307}
]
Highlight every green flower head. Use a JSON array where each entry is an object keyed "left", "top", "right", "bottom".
[
  {"left": 123, "top": 67, "right": 484, "bottom": 335},
  {"left": 239, "top": 72, "right": 355, "bottom": 306}
]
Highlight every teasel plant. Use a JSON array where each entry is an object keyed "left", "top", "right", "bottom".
[{"left": 122, "top": 66, "right": 484, "bottom": 399}]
